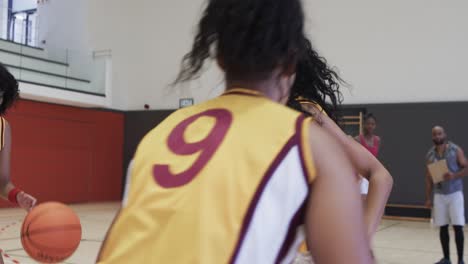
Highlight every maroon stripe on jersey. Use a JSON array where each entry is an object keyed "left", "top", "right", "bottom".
[
  {"left": 221, "top": 92, "right": 262, "bottom": 97},
  {"left": 296, "top": 115, "right": 314, "bottom": 184},
  {"left": 229, "top": 134, "right": 299, "bottom": 264},
  {"left": 222, "top": 89, "right": 262, "bottom": 97},
  {"left": 275, "top": 199, "right": 307, "bottom": 263}
]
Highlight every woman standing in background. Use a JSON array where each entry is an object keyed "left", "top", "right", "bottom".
[{"left": 356, "top": 113, "right": 381, "bottom": 196}]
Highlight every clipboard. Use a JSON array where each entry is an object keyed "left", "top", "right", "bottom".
[{"left": 427, "top": 159, "right": 449, "bottom": 184}]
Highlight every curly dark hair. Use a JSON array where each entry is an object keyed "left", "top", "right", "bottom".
[
  {"left": 0, "top": 63, "right": 19, "bottom": 115},
  {"left": 364, "top": 113, "right": 377, "bottom": 123},
  {"left": 174, "top": 0, "right": 306, "bottom": 84},
  {"left": 287, "top": 38, "right": 344, "bottom": 123}
]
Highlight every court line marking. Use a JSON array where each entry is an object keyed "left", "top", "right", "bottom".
[
  {"left": 0, "top": 221, "right": 22, "bottom": 263},
  {"left": 376, "top": 222, "right": 400, "bottom": 232}
]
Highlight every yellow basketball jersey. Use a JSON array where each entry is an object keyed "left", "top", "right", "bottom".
[
  {"left": 296, "top": 97, "right": 326, "bottom": 116},
  {"left": 97, "top": 88, "right": 316, "bottom": 264}
]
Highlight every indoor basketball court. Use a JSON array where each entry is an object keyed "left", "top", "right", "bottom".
[{"left": 0, "top": 0, "right": 467, "bottom": 263}]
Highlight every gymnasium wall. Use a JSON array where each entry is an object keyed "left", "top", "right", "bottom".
[
  {"left": 304, "top": 0, "right": 468, "bottom": 104},
  {"left": 0, "top": 99, "right": 124, "bottom": 208},
  {"left": 87, "top": 0, "right": 224, "bottom": 111},
  {"left": 31, "top": 0, "right": 466, "bottom": 110},
  {"left": 6, "top": 99, "right": 463, "bottom": 209},
  {"left": 37, "top": 0, "right": 90, "bottom": 51}
]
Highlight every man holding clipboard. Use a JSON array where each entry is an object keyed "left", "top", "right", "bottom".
[{"left": 426, "top": 126, "right": 468, "bottom": 264}]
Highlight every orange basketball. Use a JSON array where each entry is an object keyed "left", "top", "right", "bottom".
[{"left": 21, "top": 202, "right": 82, "bottom": 263}]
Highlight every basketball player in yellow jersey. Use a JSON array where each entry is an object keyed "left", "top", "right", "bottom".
[
  {"left": 0, "top": 63, "right": 37, "bottom": 264},
  {"left": 98, "top": 0, "right": 373, "bottom": 263}
]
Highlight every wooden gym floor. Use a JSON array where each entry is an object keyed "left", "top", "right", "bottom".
[{"left": 0, "top": 203, "right": 467, "bottom": 263}]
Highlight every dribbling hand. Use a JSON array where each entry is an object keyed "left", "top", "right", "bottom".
[{"left": 17, "top": 192, "right": 37, "bottom": 211}]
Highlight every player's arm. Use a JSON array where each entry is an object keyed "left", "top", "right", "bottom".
[
  {"left": 451, "top": 148, "right": 468, "bottom": 179},
  {"left": 0, "top": 121, "right": 13, "bottom": 198},
  {"left": 312, "top": 107, "right": 393, "bottom": 240},
  {"left": 306, "top": 122, "right": 373, "bottom": 264},
  {"left": 0, "top": 121, "right": 36, "bottom": 210}
]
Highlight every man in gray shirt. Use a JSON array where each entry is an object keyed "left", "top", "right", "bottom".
[{"left": 426, "top": 126, "right": 468, "bottom": 264}]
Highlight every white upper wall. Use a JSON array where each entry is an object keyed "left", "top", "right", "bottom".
[
  {"left": 89, "top": 0, "right": 468, "bottom": 109},
  {"left": 305, "top": 0, "right": 468, "bottom": 104},
  {"left": 37, "top": 0, "right": 468, "bottom": 110},
  {"left": 87, "top": 0, "right": 224, "bottom": 110}
]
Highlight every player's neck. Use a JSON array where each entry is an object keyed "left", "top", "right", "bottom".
[
  {"left": 363, "top": 132, "right": 373, "bottom": 139},
  {"left": 225, "top": 80, "right": 286, "bottom": 103}
]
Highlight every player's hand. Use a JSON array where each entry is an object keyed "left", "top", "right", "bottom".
[
  {"left": 17, "top": 192, "right": 37, "bottom": 211},
  {"left": 425, "top": 199, "right": 433, "bottom": 208},
  {"left": 443, "top": 172, "right": 455, "bottom": 181}
]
